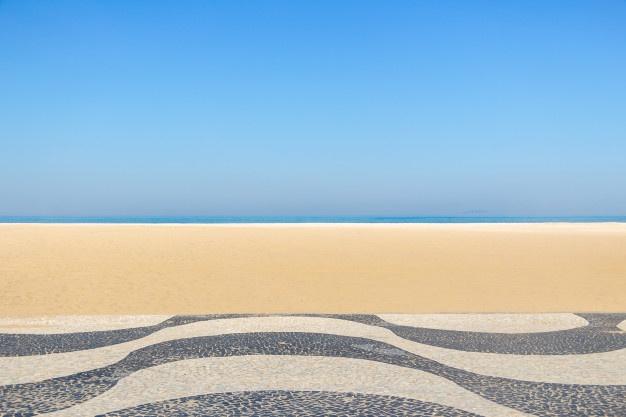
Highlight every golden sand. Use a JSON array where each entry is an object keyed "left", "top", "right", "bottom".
[{"left": 1, "top": 223, "right": 625, "bottom": 315}]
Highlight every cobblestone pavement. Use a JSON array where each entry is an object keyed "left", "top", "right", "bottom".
[{"left": 0, "top": 314, "right": 624, "bottom": 416}]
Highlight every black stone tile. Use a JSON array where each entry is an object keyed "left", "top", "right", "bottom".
[{"left": 98, "top": 390, "right": 483, "bottom": 417}]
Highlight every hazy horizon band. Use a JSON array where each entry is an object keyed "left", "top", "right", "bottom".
[{"left": 1, "top": 216, "right": 626, "bottom": 224}]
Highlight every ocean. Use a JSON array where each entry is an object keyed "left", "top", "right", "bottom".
[{"left": 1, "top": 216, "right": 625, "bottom": 223}]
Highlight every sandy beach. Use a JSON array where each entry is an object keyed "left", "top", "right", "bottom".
[{"left": 1, "top": 223, "right": 625, "bottom": 315}]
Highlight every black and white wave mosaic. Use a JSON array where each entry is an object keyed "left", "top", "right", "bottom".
[{"left": 0, "top": 313, "right": 624, "bottom": 417}]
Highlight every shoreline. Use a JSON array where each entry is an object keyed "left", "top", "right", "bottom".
[{"left": 2, "top": 221, "right": 626, "bottom": 226}]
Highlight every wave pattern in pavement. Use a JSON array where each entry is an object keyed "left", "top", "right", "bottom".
[
  {"left": 2, "top": 313, "right": 626, "bottom": 356},
  {"left": 0, "top": 314, "right": 625, "bottom": 417},
  {"left": 99, "top": 390, "right": 483, "bottom": 417}
]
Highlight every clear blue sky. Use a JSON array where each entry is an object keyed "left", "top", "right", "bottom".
[{"left": 1, "top": 0, "right": 625, "bottom": 216}]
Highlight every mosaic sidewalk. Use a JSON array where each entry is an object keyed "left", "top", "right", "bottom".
[{"left": 1, "top": 314, "right": 625, "bottom": 416}]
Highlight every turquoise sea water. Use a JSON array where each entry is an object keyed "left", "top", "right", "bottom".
[{"left": 1, "top": 216, "right": 625, "bottom": 223}]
